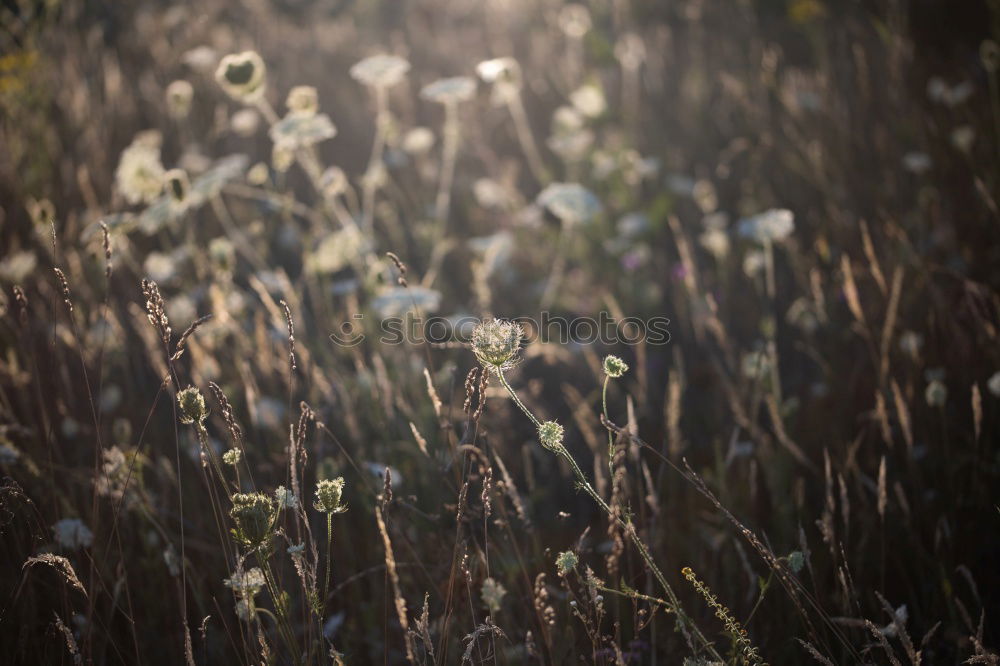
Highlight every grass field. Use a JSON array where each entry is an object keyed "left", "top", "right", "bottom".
[{"left": 1, "top": 0, "right": 999, "bottom": 663}]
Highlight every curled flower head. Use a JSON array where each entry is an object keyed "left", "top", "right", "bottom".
[
  {"left": 603, "top": 355, "right": 629, "bottom": 379},
  {"left": 538, "top": 420, "right": 565, "bottom": 452},
  {"left": 216, "top": 51, "right": 267, "bottom": 102},
  {"left": 229, "top": 492, "right": 277, "bottom": 549},
  {"left": 177, "top": 386, "right": 207, "bottom": 425},
  {"left": 314, "top": 477, "right": 347, "bottom": 514},
  {"left": 470, "top": 318, "right": 523, "bottom": 372},
  {"left": 555, "top": 550, "right": 578, "bottom": 576}
]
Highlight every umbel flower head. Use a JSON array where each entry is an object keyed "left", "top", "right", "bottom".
[
  {"left": 603, "top": 355, "right": 629, "bottom": 378},
  {"left": 470, "top": 318, "right": 523, "bottom": 373},
  {"left": 350, "top": 54, "right": 410, "bottom": 89},
  {"left": 216, "top": 51, "right": 267, "bottom": 103},
  {"left": 314, "top": 477, "right": 348, "bottom": 514},
  {"left": 177, "top": 386, "right": 207, "bottom": 425},
  {"left": 555, "top": 550, "right": 579, "bottom": 576},
  {"left": 538, "top": 420, "right": 565, "bottom": 452},
  {"left": 230, "top": 493, "right": 277, "bottom": 549}
]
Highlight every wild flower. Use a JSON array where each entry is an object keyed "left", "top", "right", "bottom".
[
  {"left": 401, "top": 127, "right": 435, "bottom": 155},
  {"left": 603, "top": 355, "right": 629, "bottom": 378},
  {"left": 536, "top": 183, "right": 601, "bottom": 225},
  {"left": 115, "top": 134, "right": 165, "bottom": 205},
  {"left": 699, "top": 228, "right": 730, "bottom": 260},
  {"left": 224, "top": 567, "right": 266, "bottom": 598},
  {"left": 569, "top": 83, "right": 606, "bottom": 118},
  {"left": 0, "top": 250, "right": 37, "bottom": 283},
  {"left": 476, "top": 57, "right": 522, "bottom": 104},
  {"left": 222, "top": 448, "right": 242, "bottom": 466},
  {"left": 902, "top": 151, "right": 932, "bottom": 174},
  {"left": 737, "top": 209, "right": 795, "bottom": 244},
  {"left": 349, "top": 54, "right": 410, "bottom": 89},
  {"left": 547, "top": 128, "right": 594, "bottom": 163},
  {"left": 555, "top": 550, "right": 579, "bottom": 576},
  {"left": 314, "top": 477, "right": 348, "bottom": 514},
  {"left": 470, "top": 318, "right": 523, "bottom": 372},
  {"left": 269, "top": 112, "right": 337, "bottom": 150},
  {"left": 742, "top": 249, "right": 766, "bottom": 277},
  {"left": 951, "top": 125, "right": 975, "bottom": 153},
  {"left": 52, "top": 518, "right": 94, "bottom": 550},
  {"left": 0, "top": 442, "right": 20, "bottom": 465},
  {"left": 925, "top": 379, "right": 947, "bottom": 407},
  {"left": 229, "top": 493, "right": 277, "bottom": 549},
  {"left": 538, "top": 420, "right": 565, "bottom": 452},
  {"left": 274, "top": 485, "right": 298, "bottom": 510},
  {"left": 370, "top": 286, "right": 441, "bottom": 318},
  {"left": 285, "top": 85, "right": 318, "bottom": 117},
  {"left": 557, "top": 3, "right": 591, "bottom": 38},
  {"left": 988, "top": 371, "right": 1000, "bottom": 397},
  {"left": 420, "top": 77, "right": 477, "bottom": 105},
  {"left": 165, "top": 80, "right": 194, "bottom": 119},
  {"left": 741, "top": 349, "right": 772, "bottom": 380},
  {"left": 230, "top": 108, "right": 261, "bottom": 137},
  {"left": 215, "top": 51, "right": 267, "bottom": 103},
  {"left": 481, "top": 577, "right": 507, "bottom": 613},
  {"left": 177, "top": 386, "right": 208, "bottom": 425},
  {"left": 899, "top": 331, "right": 923, "bottom": 358},
  {"left": 614, "top": 33, "right": 646, "bottom": 70}
]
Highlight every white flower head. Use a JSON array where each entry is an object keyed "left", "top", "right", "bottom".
[
  {"left": 925, "top": 379, "right": 947, "bottom": 407},
  {"left": 481, "top": 577, "right": 507, "bottom": 613},
  {"left": 116, "top": 136, "right": 165, "bottom": 205},
  {"left": 215, "top": 51, "right": 267, "bottom": 103},
  {"left": 52, "top": 518, "right": 94, "bottom": 550},
  {"left": 350, "top": 54, "right": 410, "bottom": 88},
  {"left": 569, "top": 83, "right": 606, "bottom": 118},
  {"left": 285, "top": 85, "right": 319, "bottom": 117},
  {"left": 615, "top": 33, "right": 646, "bottom": 70},
  {"left": 471, "top": 318, "right": 523, "bottom": 372},
  {"left": 166, "top": 80, "right": 194, "bottom": 119},
  {"left": 700, "top": 228, "right": 730, "bottom": 260},
  {"left": 269, "top": 112, "right": 337, "bottom": 150},
  {"left": 274, "top": 485, "right": 298, "bottom": 510},
  {"left": 402, "top": 127, "right": 435, "bottom": 154},
  {"left": 224, "top": 567, "right": 266, "bottom": 598},
  {"left": 476, "top": 57, "right": 522, "bottom": 104},
  {"left": 737, "top": 208, "right": 795, "bottom": 244},
  {"left": 558, "top": 3, "right": 591, "bottom": 38},
  {"left": 421, "top": 76, "right": 477, "bottom": 105},
  {"left": 537, "top": 183, "right": 602, "bottom": 225},
  {"left": 987, "top": 371, "right": 1000, "bottom": 398},
  {"left": 902, "top": 151, "right": 932, "bottom": 175}
]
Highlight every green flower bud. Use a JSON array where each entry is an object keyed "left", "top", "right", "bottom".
[
  {"left": 314, "top": 477, "right": 348, "bottom": 514},
  {"left": 603, "top": 355, "right": 628, "bottom": 378},
  {"left": 177, "top": 386, "right": 207, "bottom": 425}
]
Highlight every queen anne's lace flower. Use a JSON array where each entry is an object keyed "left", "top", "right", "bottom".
[
  {"left": 52, "top": 518, "right": 93, "bottom": 550},
  {"left": 350, "top": 54, "right": 410, "bottom": 88},
  {"left": 471, "top": 319, "right": 523, "bottom": 372}
]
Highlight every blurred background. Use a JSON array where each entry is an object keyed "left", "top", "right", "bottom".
[{"left": 1, "top": 0, "right": 1000, "bottom": 663}]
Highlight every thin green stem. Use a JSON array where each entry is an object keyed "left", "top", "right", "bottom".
[{"left": 494, "top": 367, "right": 722, "bottom": 662}]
